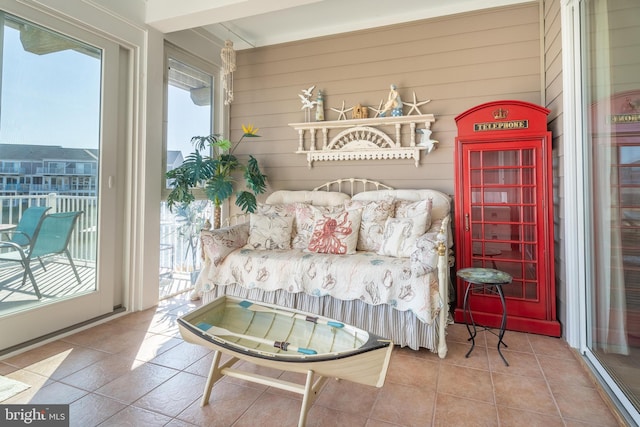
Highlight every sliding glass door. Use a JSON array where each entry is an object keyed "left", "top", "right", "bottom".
[
  {"left": 0, "top": 8, "right": 123, "bottom": 350},
  {"left": 582, "top": 0, "right": 640, "bottom": 422}
]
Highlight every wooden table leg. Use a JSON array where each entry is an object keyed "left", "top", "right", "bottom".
[{"left": 201, "top": 351, "right": 239, "bottom": 406}]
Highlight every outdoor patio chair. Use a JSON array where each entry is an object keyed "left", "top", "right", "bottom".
[
  {"left": 0, "top": 211, "right": 83, "bottom": 299},
  {"left": 0, "top": 206, "right": 51, "bottom": 247}
]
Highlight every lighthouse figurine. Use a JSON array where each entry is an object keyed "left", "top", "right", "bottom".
[{"left": 315, "top": 90, "right": 325, "bottom": 121}]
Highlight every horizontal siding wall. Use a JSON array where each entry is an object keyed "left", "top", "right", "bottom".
[
  {"left": 228, "top": 2, "right": 542, "bottom": 205},
  {"left": 544, "top": 0, "right": 566, "bottom": 333}
]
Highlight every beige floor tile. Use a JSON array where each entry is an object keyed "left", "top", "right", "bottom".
[
  {"left": 434, "top": 393, "right": 498, "bottom": 426},
  {"left": 22, "top": 344, "right": 109, "bottom": 380},
  {"left": 100, "top": 405, "right": 173, "bottom": 426},
  {"left": 26, "top": 380, "right": 88, "bottom": 404},
  {"left": 306, "top": 404, "right": 369, "bottom": 426},
  {"left": 62, "top": 322, "right": 135, "bottom": 350},
  {"left": 0, "top": 362, "right": 17, "bottom": 375},
  {"left": 437, "top": 363, "right": 494, "bottom": 403},
  {"left": 538, "top": 354, "right": 595, "bottom": 388},
  {"left": 385, "top": 351, "right": 439, "bottom": 390},
  {"left": 115, "top": 332, "right": 183, "bottom": 362},
  {"left": 549, "top": 382, "right": 620, "bottom": 426},
  {"left": 164, "top": 419, "right": 199, "bottom": 427},
  {"left": 94, "top": 363, "right": 178, "bottom": 404},
  {"left": 440, "top": 340, "right": 490, "bottom": 371},
  {"left": 148, "top": 340, "right": 211, "bottom": 371},
  {"left": 175, "top": 381, "right": 263, "bottom": 427},
  {"left": 69, "top": 393, "right": 127, "bottom": 427},
  {"left": 527, "top": 334, "right": 575, "bottom": 359},
  {"left": 496, "top": 406, "right": 565, "bottom": 427},
  {"left": 3, "top": 340, "right": 79, "bottom": 368},
  {"left": 233, "top": 392, "right": 306, "bottom": 427},
  {"left": 314, "top": 377, "right": 380, "bottom": 415},
  {"left": 491, "top": 372, "right": 559, "bottom": 415},
  {"left": 487, "top": 348, "right": 543, "bottom": 378},
  {"left": 133, "top": 371, "right": 206, "bottom": 417},
  {"left": 58, "top": 352, "right": 143, "bottom": 392},
  {"left": 485, "top": 328, "right": 534, "bottom": 354},
  {"left": 369, "top": 382, "right": 436, "bottom": 426}
]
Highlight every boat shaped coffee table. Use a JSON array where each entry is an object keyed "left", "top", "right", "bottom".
[{"left": 178, "top": 295, "right": 393, "bottom": 427}]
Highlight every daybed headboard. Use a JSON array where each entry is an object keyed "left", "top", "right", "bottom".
[
  {"left": 311, "top": 178, "right": 451, "bottom": 221},
  {"left": 234, "top": 178, "right": 452, "bottom": 226},
  {"left": 312, "top": 178, "right": 393, "bottom": 195}
]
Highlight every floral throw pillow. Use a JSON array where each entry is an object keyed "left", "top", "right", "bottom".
[
  {"left": 306, "top": 208, "right": 362, "bottom": 255},
  {"left": 378, "top": 213, "right": 429, "bottom": 258},
  {"left": 395, "top": 198, "right": 433, "bottom": 230},
  {"left": 345, "top": 197, "right": 395, "bottom": 252},
  {"left": 293, "top": 203, "right": 345, "bottom": 250},
  {"left": 201, "top": 223, "right": 250, "bottom": 266},
  {"left": 256, "top": 202, "right": 297, "bottom": 217},
  {"left": 244, "top": 213, "right": 294, "bottom": 250},
  {"left": 256, "top": 202, "right": 298, "bottom": 245}
]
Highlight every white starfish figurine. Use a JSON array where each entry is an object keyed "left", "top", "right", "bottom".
[
  {"left": 368, "top": 100, "right": 385, "bottom": 118},
  {"left": 404, "top": 92, "right": 431, "bottom": 116},
  {"left": 330, "top": 100, "right": 353, "bottom": 121}
]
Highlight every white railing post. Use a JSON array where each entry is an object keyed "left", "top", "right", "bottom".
[{"left": 47, "top": 193, "right": 57, "bottom": 212}]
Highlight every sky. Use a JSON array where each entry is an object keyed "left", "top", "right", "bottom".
[
  {"left": 0, "top": 23, "right": 101, "bottom": 149},
  {"left": 0, "top": 20, "right": 211, "bottom": 158}
]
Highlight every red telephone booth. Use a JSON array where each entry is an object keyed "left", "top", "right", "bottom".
[{"left": 453, "top": 100, "right": 561, "bottom": 337}]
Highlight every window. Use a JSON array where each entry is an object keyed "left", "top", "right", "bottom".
[{"left": 160, "top": 45, "right": 217, "bottom": 293}]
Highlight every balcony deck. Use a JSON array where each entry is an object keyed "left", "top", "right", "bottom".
[{"left": 0, "top": 259, "right": 194, "bottom": 317}]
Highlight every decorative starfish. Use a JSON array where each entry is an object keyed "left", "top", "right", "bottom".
[
  {"left": 368, "top": 100, "right": 385, "bottom": 118},
  {"left": 404, "top": 92, "right": 431, "bottom": 116},
  {"left": 330, "top": 100, "right": 353, "bottom": 121}
]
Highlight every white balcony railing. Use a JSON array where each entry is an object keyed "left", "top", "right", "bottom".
[{"left": 1, "top": 194, "right": 210, "bottom": 276}]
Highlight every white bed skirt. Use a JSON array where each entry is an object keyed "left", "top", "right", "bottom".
[{"left": 202, "top": 285, "right": 441, "bottom": 352}]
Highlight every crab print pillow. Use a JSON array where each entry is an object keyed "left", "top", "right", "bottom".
[{"left": 306, "top": 208, "right": 362, "bottom": 255}]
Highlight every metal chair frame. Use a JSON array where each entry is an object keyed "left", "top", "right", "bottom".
[{"left": 0, "top": 211, "right": 83, "bottom": 299}]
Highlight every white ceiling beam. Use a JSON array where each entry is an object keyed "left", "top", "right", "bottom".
[{"left": 145, "top": 0, "right": 324, "bottom": 33}]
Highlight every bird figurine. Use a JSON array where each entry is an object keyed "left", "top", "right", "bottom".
[
  {"left": 299, "top": 94, "right": 317, "bottom": 110},
  {"left": 416, "top": 129, "right": 438, "bottom": 153},
  {"left": 301, "top": 85, "right": 316, "bottom": 98}
]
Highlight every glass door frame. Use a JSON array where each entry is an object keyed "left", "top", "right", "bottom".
[
  {"left": 562, "top": 0, "right": 640, "bottom": 424},
  {"left": 0, "top": 4, "right": 125, "bottom": 352}
]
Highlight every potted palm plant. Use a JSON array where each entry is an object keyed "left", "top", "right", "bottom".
[{"left": 165, "top": 125, "right": 267, "bottom": 229}]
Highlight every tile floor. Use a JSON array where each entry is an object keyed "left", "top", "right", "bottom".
[{"left": 0, "top": 292, "right": 627, "bottom": 427}]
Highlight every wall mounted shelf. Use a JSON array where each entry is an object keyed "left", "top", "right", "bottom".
[{"left": 289, "top": 114, "right": 436, "bottom": 168}]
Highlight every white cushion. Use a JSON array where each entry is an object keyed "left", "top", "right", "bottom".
[
  {"left": 266, "top": 190, "right": 350, "bottom": 206},
  {"left": 256, "top": 202, "right": 297, "bottom": 217},
  {"left": 352, "top": 189, "right": 450, "bottom": 221}
]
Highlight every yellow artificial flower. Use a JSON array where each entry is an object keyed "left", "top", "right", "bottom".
[{"left": 242, "top": 124, "right": 259, "bottom": 136}]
